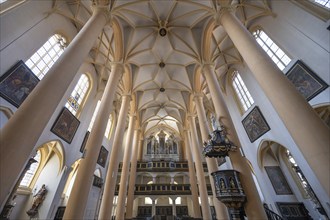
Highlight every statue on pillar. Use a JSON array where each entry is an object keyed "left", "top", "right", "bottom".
[{"left": 26, "top": 184, "right": 48, "bottom": 217}]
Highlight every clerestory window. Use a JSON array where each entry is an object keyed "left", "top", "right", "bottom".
[
  {"left": 232, "top": 71, "right": 254, "bottom": 113},
  {"left": 25, "top": 34, "right": 67, "bottom": 80},
  {"left": 65, "top": 74, "right": 90, "bottom": 116},
  {"left": 253, "top": 29, "right": 291, "bottom": 71}
]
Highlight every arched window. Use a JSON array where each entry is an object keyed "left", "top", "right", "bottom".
[
  {"left": 88, "top": 100, "right": 113, "bottom": 138},
  {"left": 25, "top": 34, "right": 67, "bottom": 80},
  {"left": 104, "top": 114, "right": 113, "bottom": 139},
  {"left": 232, "top": 71, "right": 254, "bottom": 112},
  {"left": 19, "top": 151, "right": 41, "bottom": 187},
  {"left": 285, "top": 150, "right": 326, "bottom": 215},
  {"left": 253, "top": 29, "right": 291, "bottom": 71},
  {"left": 88, "top": 100, "right": 101, "bottom": 132},
  {"left": 65, "top": 74, "right": 90, "bottom": 116},
  {"left": 145, "top": 197, "right": 152, "bottom": 204}
]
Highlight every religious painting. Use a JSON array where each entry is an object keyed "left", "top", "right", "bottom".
[
  {"left": 80, "top": 131, "right": 90, "bottom": 153},
  {"left": 242, "top": 106, "right": 270, "bottom": 143},
  {"left": 51, "top": 107, "right": 80, "bottom": 144},
  {"left": 92, "top": 175, "right": 103, "bottom": 188},
  {"left": 286, "top": 60, "right": 328, "bottom": 101},
  {"left": 265, "top": 166, "right": 293, "bottom": 195},
  {"left": 97, "top": 146, "right": 108, "bottom": 168},
  {"left": 0, "top": 60, "right": 39, "bottom": 108}
]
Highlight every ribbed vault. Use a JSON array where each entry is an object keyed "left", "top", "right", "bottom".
[{"left": 51, "top": 0, "right": 273, "bottom": 135}]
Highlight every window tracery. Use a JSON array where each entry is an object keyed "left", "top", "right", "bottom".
[
  {"left": 232, "top": 71, "right": 254, "bottom": 113},
  {"left": 253, "top": 29, "right": 291, "bottom": 71},
  {"left": 25, "top": 34, "right": 67, "bottom": 80}
]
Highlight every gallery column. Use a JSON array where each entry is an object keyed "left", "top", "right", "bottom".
[
  {"left": 0, "top": 5, "right": 110, "bottom": 206},
  {"left": 188, "top": 115, "right": 212, "bottom": 220},
  {"left": 218, "top": 8, "right": 329, "bottom": 195},
  {"left": 194, "top": 94, "right": 229, "bottom": 220},
  {"left": 203, "top": 64, "right": 267, "bottom": 219},
  {"left": 116, "top": 110, "right": 136, "bottom": 219},
  {"left": 98, "top": 94, "right": 131, "bottom": 220},
  {"left": 183, "top": 129, "right": 202, "bottom": 218},
  {"left": 63, "top": 63, "right": 125, "bottom": 220},
  {"left": 125, "top": 128, "right": 140, "bottom": 219}
]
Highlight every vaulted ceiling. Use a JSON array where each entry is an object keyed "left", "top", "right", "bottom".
[{"left": 52, "top": 0, "right": 273, "bottom": 135}]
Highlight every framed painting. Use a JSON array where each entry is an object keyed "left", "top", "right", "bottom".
[
  {"left": 242, "top": 106, "right": 270, "bottom": 143},
  {"left": 286, "top": 60, "right": 328, "bottom": 101},
  {"left": 0, "top": 60, "right": 39, "bottom": 108},
  {"left": 51, "top": 107, "right": 80, "bottom": 144},
  {"left": 97, "top": 146, "right": 108, "bottom": 168},
  {"left": 265, "top": 166, "right": 293, "bottom": 195},
  {"left": 80, "top": 131, "right": 90, "bottom": 153}
]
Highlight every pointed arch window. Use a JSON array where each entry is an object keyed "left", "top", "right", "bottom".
[
  {"left": 65, "top": 74, "right": 90, "bottom": 116},
  {"left": 25, "top": 34, "right": 67, "bottom": 80},
  {"left": 232, "top": 71, "right": 254, "bottom": 112},
  {"left": 253, "top": 29, "right": 291, "bottom": 71},
  {"left": 19, "top": 151, "right": 41, "bottom": 187},
  {"left": 88, "top": 100, "right": 113, "bottom": 138},
  {"left": 285, "top": 150, "right": 326, "bottom": 215}
]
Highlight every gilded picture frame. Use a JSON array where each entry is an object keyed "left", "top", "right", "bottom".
[
  {"left": 0, "top": 60, "right": 39, "bottom": 108},
  {"left": 80, "top": 131, "right": 90, "bottom": 153},
  {"left": 97, "top": 146, "right": 108, "bottom": 168},
  {"left": 286, "top": 60, "right": 328, "bottom": 101},
  {"left": 51, "top": 107, "right": 80, "bottom": 144},
  {"left": 242, "top": 106, "right": 270, "bottom": 143}
]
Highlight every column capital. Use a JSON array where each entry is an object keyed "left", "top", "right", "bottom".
[
  {"left": 111, "top": 62, "right": 125, "bottom": 73},
  {"left": 193, "top": 92, "right": 204, "bottom": 100},
  {"left": 91, "top": 3, "right": 111, "bottom": 22},
  {"left": 200, "top": 63, "right": 215, "bottom": 75},
  {"left": 187, "top": 113, "right": 197, "bottom": 119},
  {"left": 121, "top": 93, "right": 132, "bottom": 100}
]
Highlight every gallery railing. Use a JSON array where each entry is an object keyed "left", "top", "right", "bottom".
[
  {"left": 118, "top": 161, "right": 208, "bottom": 172},
  {"left": 264, "top": 206, "right": 284, "bottom": 220},
  {"left": 114, "top": 184, "right": 213, "bottom": 195}
]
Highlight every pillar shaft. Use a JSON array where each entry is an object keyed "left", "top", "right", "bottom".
[
  {"left": 219, "top": 9, "right": 329, "bottom": 195},
  {"left": 0, "top": 7, "right": 109, "bottom": 206},
  {"left": 98, "top": 95, "right": 131, "bottom": 220},
  {"left": 125, "top": 129, "right": 140, "bottom": 219},
  {"left": 183, "top": 130, "right": 202, "bottom": 218},
  {"left": 194, "top": 95, "right": 229, "bottom": 220},
  {"left": 188, "top": 116, "right": 212, "bottom": 220},
  {"left": 63, "top": 63, "right": 124, "bottom": 219},
  {"left": 203, "top": 65, "right": 267, "bottom": 219},
  {"left": 116, "top": 113, "right": 136, "bottom": 219}
]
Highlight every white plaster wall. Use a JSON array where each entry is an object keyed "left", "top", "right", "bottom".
[
  {"left": 221, "top": 2, "right": 330, "bottom": 217},
  {"left": 0, "top": 1, "right": 117, "bottom": 218}
]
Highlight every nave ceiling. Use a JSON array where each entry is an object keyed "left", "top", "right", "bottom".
[{"left": 51, "top": 0, "right": 273, "bottom": 135}]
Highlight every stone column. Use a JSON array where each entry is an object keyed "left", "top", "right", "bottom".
[
  {"left": 203, "top": 64, "right": 267, "bottom": 219},
  {"left": 0, "top": 6, "right": 110, "bottom": 206},
  {"left": 188, "top": 116, "right": 212, "bottom": 220},
  {"left": 98, "top": 95, "right": 131, "bottom": 220},
  {"left": 137, "top": 138, "right": 144, "bottom": 160},
  {"left": 62, "top": 63, "right": 124, "bottom": 219},
  {"left": 152, "top": 199, "right": 156, "bottom": 216},
  {"left": 194, "top": 94, "right": 229, "bottom": 220},
  {"left": 183, "top": 130, "right": 202, "bottom": 218},
  {"left": 125, "top": 128, "right": 140, "bottom": 219},
  {"left": 116, "top": 111, "right": 136, "bottom": 219},
  {"left": 218, "top": 9, "right": 329, "bottom": 195},
  {"left": 172, "top": 198, "right": 176, "bottom": 216}
]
